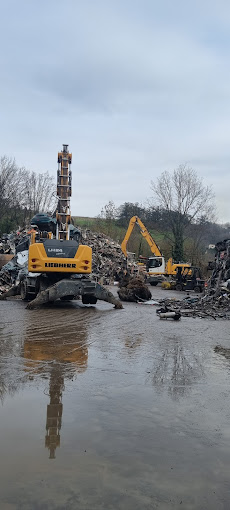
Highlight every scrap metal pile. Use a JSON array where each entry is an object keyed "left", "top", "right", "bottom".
[
  {"left": 0, "top": 230, "right": 29, "bottom": 255},
  {"left": 158, "top": 239, "right": 230, "bottom": 320},
  {"left": 0, "top": 231, "right": 29, "bottom": 294},
  {"left": 81, "top": 230, "right": 127, "bottom": 283}
]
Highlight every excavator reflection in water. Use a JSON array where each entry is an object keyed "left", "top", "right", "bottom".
[{"left": 23, "top": 316, "right": 88, "bottom": 459}]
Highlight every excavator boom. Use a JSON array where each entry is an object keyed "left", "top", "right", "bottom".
[
  {"left": 56, "top": 144, "right": 72, "bottom": 241},
  {"left": 121, "top": 216, "right": 162, "bottom": 258}
]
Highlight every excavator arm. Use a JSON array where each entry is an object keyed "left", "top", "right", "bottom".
[{"left": 121, "top": 216, "right": 162, "bottom": 258}]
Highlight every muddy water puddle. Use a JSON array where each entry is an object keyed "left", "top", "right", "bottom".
[{"left": 0, "top": 290, "right": 230, "bottom": 509}]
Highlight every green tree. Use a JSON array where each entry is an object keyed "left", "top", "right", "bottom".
[{"left": 116, "top": 202, "right": 146, "bottom": 226}]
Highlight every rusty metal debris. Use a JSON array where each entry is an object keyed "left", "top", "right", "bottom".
[
  {"left": 154, "top": 239, "right": 230, "bottom": 320},
  {"left": 0, "top": 230, "right": 29, "bottom": 255},
  {"left": 118, "top": 276, "right": 152, "bottom": 302},
  {"left": 81, "top": 230, "right": 127, "bottom": 283},
  {"left": 156, "top": 306, "right": 181, "bottom": 320},
  {"left": 0, "top": 230, "right": 30, "bottom": 294},
  {"left": 155, "top": 294, "right": 230, "bottom": 320}
]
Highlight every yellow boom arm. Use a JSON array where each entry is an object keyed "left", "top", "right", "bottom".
[{"left": 121, "top": 216, "right": 162, "bottom": 258}]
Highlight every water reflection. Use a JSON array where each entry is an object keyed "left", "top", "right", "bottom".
[
  {"left": 23, "top": 321, "right": 88, "bottom": 459},
  {"left": 150, "top": 336, "right": 204, "bottom": 399},
  {"left": 0, "top": 322, "right": 25, "bottom": 402},
  {"left": 45, "top": 365, "right": 63, "bottom": 459}
]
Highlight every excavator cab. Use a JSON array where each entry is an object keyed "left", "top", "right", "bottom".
[{"left": 146, "top": 257, "right": 165, "bottom": 270}]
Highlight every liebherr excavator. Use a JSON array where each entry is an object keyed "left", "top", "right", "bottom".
[
  {"left": 1, "top": 145, "right": 122, "bottom": 309},
  {"left": 121, "top": 216, "right": 191, "bottom": 285}
]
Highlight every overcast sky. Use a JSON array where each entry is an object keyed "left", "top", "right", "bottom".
[{"left": 1, "top": 0, "right": 230, "bottom": 222}]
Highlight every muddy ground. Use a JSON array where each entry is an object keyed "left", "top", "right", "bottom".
[{"left": 0, "top": 286, "right": 230, "bottom": 510}]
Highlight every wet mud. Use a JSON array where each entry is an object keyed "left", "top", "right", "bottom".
[{"left": 0, "top": 287, "right": 230, "bottom": 509}]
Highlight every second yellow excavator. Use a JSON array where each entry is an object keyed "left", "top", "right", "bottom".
[{"left": 121, "top": 216, "right": 191, "bottom": 285}]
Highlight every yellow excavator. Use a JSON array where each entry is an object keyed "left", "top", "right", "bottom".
[
  {"left": 1, "top": 145, "right": 122, "bottom": 308},
  {"left": 121, "top": 216, "right": 191, "bottom": 285}
]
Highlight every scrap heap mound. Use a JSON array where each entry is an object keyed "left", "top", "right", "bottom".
[
  {"left": 0, "top": 231, "right": 29, "bottom": 295},
  {"left": 118, "top": 275, "right": 152, "bottom": 302},
  {"left": 0, "top": 274, "right": 11, "bottom": 294},
  {"left": 81, "top": 229, "right": 127, "bottom": 282},
  {"left": 0, "top": 230, "right": 29, "bottom": 255},
  {"left": 159, "top": 239, "right": 230, "bottom": 320},
  {"left": 0, "top": 234, "right": 15, "bottom": 255}
]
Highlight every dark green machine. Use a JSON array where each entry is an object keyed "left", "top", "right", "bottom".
[{"left": 175, "top": 266, "right": 205, "bottom": 293}]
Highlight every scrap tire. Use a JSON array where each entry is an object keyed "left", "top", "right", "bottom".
[
  {"left": 20, "top": 281, "right": 30, "bottom": 301},
  {"left": 194, "top": 285, "right": 201, "bottom": 293},
  {"left": 175, "top": 283, "right": 183, "bottom": 292}
]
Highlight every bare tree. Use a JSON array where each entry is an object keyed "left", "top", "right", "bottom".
[
  {"left": 0, "top": 155, "right": 56, "bottom": 233},
  {"left": 150, "top": 164, "right": 215, "bottom": 260},
  {"left": 0, "top": 157, "right": 20, "bottom": 212},
  {"left": 19, "top": 169, "right": 56, "bottom": 216},
  {"left": 99, "top": 200, "right": 118, "bottom": 236},
  {"left": 100, "top": 200, "right": 117, "bottom": 220}
]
